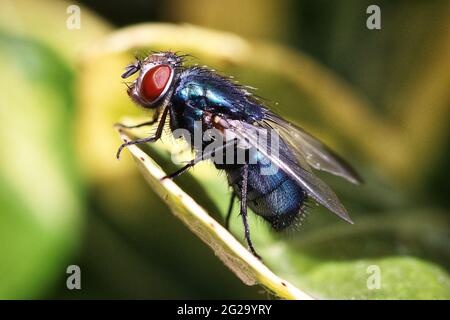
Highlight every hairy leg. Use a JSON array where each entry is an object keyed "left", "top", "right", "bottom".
[
  {"left": 115, "top": 111, "right": 160, "bottom": 129},
  {"left": 116, "top": 107, "right": 169, "bottom": 159},
  {"left": 240, "top": 164, "right": 261, "bottom": 259}
]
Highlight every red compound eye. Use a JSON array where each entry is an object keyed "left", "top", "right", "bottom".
[{"left": 141, "top": 65, "right": 172, "bottom": 103}]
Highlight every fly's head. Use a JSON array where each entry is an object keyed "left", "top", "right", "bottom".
[{"left": 121, "top": 51, "right": 184, "bottom": 109}]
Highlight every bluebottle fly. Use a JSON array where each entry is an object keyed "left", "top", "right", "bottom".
[{"left": 116, "top": 51, "right": 362, "bottom": 258}]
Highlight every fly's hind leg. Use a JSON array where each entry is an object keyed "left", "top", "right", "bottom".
[{"left": 240, "top": 164, "right": 261, "bottom": 260}]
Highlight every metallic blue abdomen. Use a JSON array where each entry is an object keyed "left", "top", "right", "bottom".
[{"left": 226, "top": 156, "right": 307, "bottom": 230}]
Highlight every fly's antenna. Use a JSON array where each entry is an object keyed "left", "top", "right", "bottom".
[{"left": 121, "top": 59, "right": 141, "bottom": 79}]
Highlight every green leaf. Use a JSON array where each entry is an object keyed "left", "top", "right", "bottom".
[
  {"left": 0, "top": 0, "right": 112, "bottom": 298},
  {"left": 0, "top": 32, "right": 83, "bottom": 298},
  {"left": 301, "top": 257, "right": 450, "bottom": 300}
]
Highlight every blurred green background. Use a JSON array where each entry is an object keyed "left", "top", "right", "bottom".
[{"left": 0, "top": 0, "right": 449, "bottom": 299}]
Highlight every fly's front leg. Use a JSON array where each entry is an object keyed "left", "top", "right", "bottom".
[
  {"left": 116, "top": 107, "right": 169, "bottom": 159},
  {"left": 114, "top": 110, "right": 160, "bottom": 129}
]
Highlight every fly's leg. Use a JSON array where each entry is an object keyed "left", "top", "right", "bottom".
[
  {"left": 116, "top": 107, "right": 169, "bottom": 159},
  {"left": 240, "top": 164, "right": 261, "bottom": 260},
  {"left": 161, "top": 160, "right": 196, "bottom": 180},
  {"left": 115, "top": 111, "right": 160, "bottom": 129},
  {"left": 115, "top": 120, "right": 156, "bottom": 129},
  {"left": 225, "top": 193, "right": 236, "bottom": 230},
  {"left": 161, "top": 139, "right": 237, "bottom": 180}
]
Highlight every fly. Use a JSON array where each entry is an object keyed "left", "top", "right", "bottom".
[{"left": 116, "top": 51, "right": 362, "bottom": 259}]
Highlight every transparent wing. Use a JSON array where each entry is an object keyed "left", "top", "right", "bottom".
[
  {"left": 265, "top": 113, "right": 363, "bottom": 185},
  {"left": 226, "top": 120, "right": 354, "bottom": 224}
]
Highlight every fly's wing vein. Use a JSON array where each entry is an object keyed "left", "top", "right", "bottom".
[
  {"left": 226, "top": 120, "right": 353, "bottom": 224},
  {"left": 264, "top": 112, "right": 362, "bottom": 185}
]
